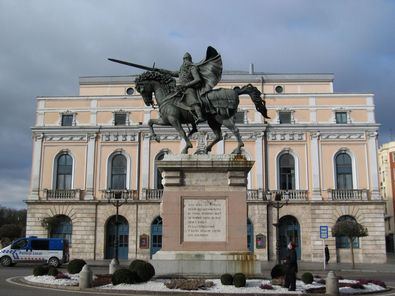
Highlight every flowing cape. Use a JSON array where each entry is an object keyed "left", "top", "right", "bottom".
[{"left": 196, "top": 46, "right": 223, "bottom": 96}]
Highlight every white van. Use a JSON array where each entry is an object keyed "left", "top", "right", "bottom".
[{"left": 0, "top": 236, "right": 69, "bottom": 267}]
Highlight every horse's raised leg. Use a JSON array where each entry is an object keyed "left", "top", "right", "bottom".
[
  {"left": 222, "top": 118, "right": 244, "bottom": 154},
  {"left": 148, "top": 118, "right": 167, "bottom": 142},
  {"left": 187, "top": 123, "right": 198, "bottom": 138},
  {"left": 168, "top": 117, "right": 193, "bottom": 154},
  {"left": 205, "top": 118, "right": 223, "bottom": 153}
]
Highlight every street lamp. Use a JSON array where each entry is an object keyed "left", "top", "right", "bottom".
[
  {"left": 106, "top": 190, "right": 129, "bottom": 261},
  {"left": 269, "top": 191, "right": 289, "bottom": 265}
]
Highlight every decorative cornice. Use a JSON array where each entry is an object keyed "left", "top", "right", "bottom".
[
  {"left": 101, "top": 133, "right": 137, "bottom": 142},
  {"left": 45, "top": 135, "right": 87, "bottom": 142},
  {"left": 320, "top": 133, "right": 365, "bottom": 140},
  {"left": 268, "top": 132, "right": 305, "bottom": 141}
]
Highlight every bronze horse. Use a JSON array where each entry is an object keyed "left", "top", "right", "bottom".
[{"left": 135, "top": 71, "right": 269, "bottom": 154}]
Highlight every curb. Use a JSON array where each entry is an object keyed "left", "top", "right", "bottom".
[{"left": 7, "top": 276, "right": 393, "bottom": 296}]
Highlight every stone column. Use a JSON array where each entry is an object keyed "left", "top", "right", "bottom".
[
  {"left": 255, "top": 132, "right": 264, "bottom": 189},
  {"left": 29, "top": 133, "right": 44, "bottom": 200},
  {"left": 310, "top": 132, "right": 322, "bottom": 200},
  {"left": 85, "top": 133, "right": 96, "bottom": 200},
  {"left": 367, "top": 131, "right": 380, "bottom": 199},
  {"left": 141, "top": 133, "right": 151, "bottom": 193}
]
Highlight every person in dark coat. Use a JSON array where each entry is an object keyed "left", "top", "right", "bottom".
[
  {"left": 284, "top": 242, "right": 298, "bottom": 291},
  {"left": 325, "top": 244, "right": 330, "bottom": 264}
]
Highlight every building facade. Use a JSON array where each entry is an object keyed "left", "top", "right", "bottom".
[
  {"left": 26, "top": 70, "right": 386, "bottom": 263},
  {"left": 379, "top": 141, "right": 395, "bottom": 253}
]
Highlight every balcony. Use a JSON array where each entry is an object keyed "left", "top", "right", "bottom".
[
  {"left": 246, "top": 189, "right": 266, "bottom": 201},
  {"left": 101, "top": 189, "right": 138, "bottom": 200},
  {"left": 142, "top": 189, "right": 163, "bottom": 200},
  {"left": 43, "top": 189, "right": 81, "bottom": 200},
  {"left": 328, "top": 189, "right": 368, "bottom": 201},
  {"left": 268, "top": 190, "right": 308, "bottom": 201}
]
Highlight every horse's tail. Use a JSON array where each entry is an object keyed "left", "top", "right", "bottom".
[{"left": 234, "top": 84, "right": 270, "bottom": 119}]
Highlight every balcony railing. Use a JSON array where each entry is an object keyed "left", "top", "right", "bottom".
[
  {"left": 142, "top": 188, "right": 163, "bottom": 200},
  {"left": 44, "top": 189, "right": 81, "bottom": 200},
  {"left": 101, "top": 189, "right": 138, "bottom": 200},
  {"left": 268, "top": 190, "right": 308, "bottom": 201},
  {"left": 328, "top": 189, "right": 368, "bottom": 200},
  {"left": 246, "top": 189, "right": 266, "bottom": 201}
]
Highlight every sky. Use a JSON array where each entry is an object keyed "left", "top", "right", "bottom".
[{"left": 0, "top": 0, "right": 394, "bottom": 209}]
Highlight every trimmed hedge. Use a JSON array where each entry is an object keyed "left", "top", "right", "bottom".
[
  {"left": 67, "top": 259, "right": 87, "bottom": 274},
  {"left": 220, "top": 273, "right": 233, "bottom": 285},
  {"left": 48, "top": 266, "right": 59, "bottom": 276},
  {"left": 301, "top": 272, "right": 314, "bottom": 284},
  {"left": 271, "top": 264, "right": 285, "bottom": 279},
  {"left": 233, "top": 273, "right": 246, "bottom": 288},
  {"left": 112, "top": 269, "right": 139, "bottom": 285},
  {"left": 128, "top": 259, "right": 155, "bottom": 283},
  {"left": 33, "top": 265, "right": 49, "bottom": 276}
]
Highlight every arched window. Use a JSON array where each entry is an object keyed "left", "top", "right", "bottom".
[
  {"left": 56, "top": 154, "right": 73, "bottom": 189},
  {"left": 110, "top": 154, "right": 127, "bottom": 189},
  {"left": 49, "top": 215, "right": 72, "bottom": 245},
  {"left": 335, "top": 152, "right": 353, "bottom": 189},
  {"left": 155, "top": 152, "right": 167, "bottom": 189},
  {"left": 335, "top": 215, "right": 360, "bottom": 248},
  {"left": 279, "top": 153, "right": 295, "bottom": 190}
]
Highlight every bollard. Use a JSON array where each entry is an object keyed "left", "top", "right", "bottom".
[
  {"left": 326, "top": 270, "right": 339, "bottom": 295},
  {"left": 79, "top": 264, "right": 93, "bottom": 289},
  {"left": 109, "top": 258, "right": 120, "bottom": 274}
]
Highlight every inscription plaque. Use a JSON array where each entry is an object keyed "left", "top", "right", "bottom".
[{"left": 183, "top": 198, "right": 226, "bottom": 242}]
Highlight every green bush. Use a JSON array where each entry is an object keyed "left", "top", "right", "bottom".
[
  {"left": 129, "top": 259, "right": 155, "bottom": 283},
  {"left": 33, "top": 265, "right": 49, "bottom": 276},
  {"left": 271, "top": 264, "right": 285, "bottom": 279},
  {"left": 233, "top": 273, "right": 246, "bottom": 288},
  {"left": 301, "top": 272, "right": 314, "bottom": 284},
  {"left": 67, "top": 259, "right": 86, "bottom": 274},
  {"left": 112, "top": 269, "right": 139, "bottom": 285},
  {"left": 220, "top": 273, "right": 233, "bottom": 285},
  {"left": 48, "top": 266, "right": 59, "bottom": 276}
]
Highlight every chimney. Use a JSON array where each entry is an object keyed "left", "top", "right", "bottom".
[{"left": 249, "top": 63, "right": 254, "bottom": 74}]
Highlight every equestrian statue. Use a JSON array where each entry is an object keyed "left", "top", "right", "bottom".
[{"left": 108, "top": 46, "right": 270, "bottom": 154}]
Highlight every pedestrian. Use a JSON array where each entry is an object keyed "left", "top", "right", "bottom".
[
  {"left": 284, "top": 241, "right": 298, "bottom": 291},
  {"left": 325, "top": 244, "right": 330, "bottom": 264}
]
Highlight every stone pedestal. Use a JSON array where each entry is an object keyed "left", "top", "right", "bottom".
[{"left": 152, "top": 154, "right": 260, "bottom": 275}]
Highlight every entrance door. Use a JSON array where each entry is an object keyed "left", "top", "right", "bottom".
[
  {"left": 279, "top": 215, "right": 301, "bottom": 259},
  {"left": 105, "top": 215, "right": 129, "bottom": 259},
  {"left": 247, "top": 219, "right": 254, "bottom": 252},
  {"left": 150, "top": 216, "right": 162, "bottom": 257}
]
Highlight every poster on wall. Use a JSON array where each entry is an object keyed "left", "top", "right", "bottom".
[{"left": 139, "top": 234, "right": 149, "bottom": 249}]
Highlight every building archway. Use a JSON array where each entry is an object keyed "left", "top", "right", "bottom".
[
  {"left": 279, "top": 215, "right": 301, "bottom": 259},
  {"left": 150, "top": 216, "right": 162, "bottom": 257},
  {"left": 247, "top": 218, "right": 254, "bottom": 252},
  {"left": 105, "top": 215, "right": 129, "bottom": 259}
]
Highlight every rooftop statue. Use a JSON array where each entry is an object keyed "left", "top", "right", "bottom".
[{"left": 109, "top": 46, "right": 270, "bottom": 154}]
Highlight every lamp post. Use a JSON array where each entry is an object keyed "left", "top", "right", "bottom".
[
  {"left": 269, "top": 191, "right": 289, "bottom": 265},
  {"left": 106, "top": 190, "right": 129, "bottom": 261}
]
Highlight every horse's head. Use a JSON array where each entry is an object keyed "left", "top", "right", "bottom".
[{"left": 135, "top": 71, "right": 176, "bottom": 106}]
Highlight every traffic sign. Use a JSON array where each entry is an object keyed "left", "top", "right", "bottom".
[{"left": 320, "top": 226, "right": 329, "bottom": 239}]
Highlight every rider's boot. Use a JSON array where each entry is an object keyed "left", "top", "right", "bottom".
[{"left": 194, "top": 105, "right": 205, "bottom": 124}]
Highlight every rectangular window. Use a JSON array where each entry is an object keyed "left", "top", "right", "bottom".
[
  {"left": 234, "top": 111, "right": 245, "bottom": 124},
  {"left": 279, "top": 111, "right": 292, "bottom": 124},
  {"left": 114, "top": 113, "right": 127, "bottom": 126},
  {"left": 61, "top": 114, "right": 73, "bottom": 126},
  {"left": 31, "top": 239, "right": 49, "bottom": 250},
  {"left": 335, "top": 112, "right": 348, "bottom": 124}
]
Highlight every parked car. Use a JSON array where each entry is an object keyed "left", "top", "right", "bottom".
[{"left": 0, "top": 236, "right": 69, "bottom": 267}]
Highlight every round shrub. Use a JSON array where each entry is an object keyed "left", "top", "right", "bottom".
[
  {"left": 301, "top": 272, "right": 314, "bottom": 284},
  {"left": 112, "top": 268, "right": 138, "bottom": 285},
  {"left": 48, "top": 266, "right": 59, "bottom": 276},
  {"left": 67, "top": 259, "right": 87, "bottom": 274},
  {"left": 271, "top": 264, "right": 285, "bottom": 279},
  {"left": 129, "top": 259, "right": 155, "bottom": 283},
  {"left": 220, "top": 273, "right": 233, "bottom": 285},
  {"left": 33, "top": 265, "right": 49, "bottom": 276},
  {"left": 233, "top": 273, "right": 246, "bottom": 288}
]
